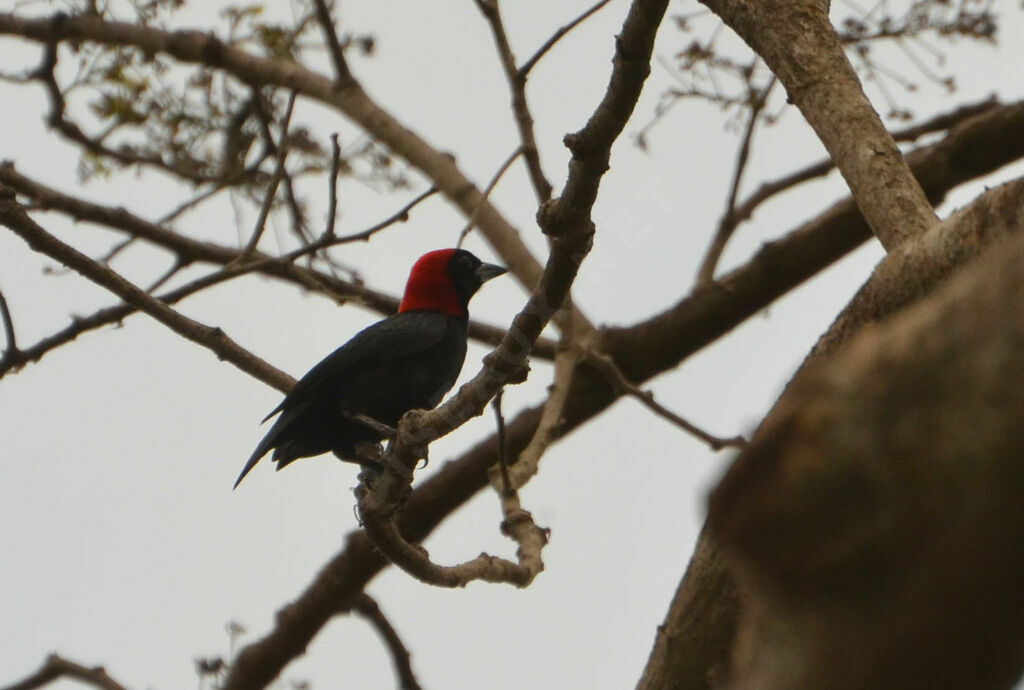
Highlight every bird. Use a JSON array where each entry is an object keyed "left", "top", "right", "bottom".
[{"left": 233, "top": 248, "right": 506, "bottom": 488}]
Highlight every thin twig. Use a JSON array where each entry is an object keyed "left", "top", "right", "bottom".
[
  {"left": 695, "top": 76, "right": 775, "bottom": 286},
  {"left": 351, "top": 594, "right": 422, "bottom": 690},
  {"left": 0, "top": 286, "right": 21, "bottom": 364},
  {"left": 474, "top": 0, "right": 553, "bottom": 202},
  {"left": 241, "top": 92, "right": 297, "bottom": 258},
  {"left": 491, "top": 390, "right": 513, "bottom": 496},
  {"left": 251, "top": 91, "right": 310, "bottom": 245},
  {"left": 312, "top": 0, "right": 355, "bottom": 84},
  {"left": 157, "top": 154, "right": 273, "bottom": 226},
  {"left": 324, "top": 133, "right": 342, "bottom": 239},
  {"left": 0, "top": 185, "right": 295, "bottom": 393},
  {"left": 518, "top": 0, "right": 616, "bottom": 79},
  {"left": 144, "top": 256, "right": 189, "bottom": 294},
  {"left": 0, "top": 653, "right": 129, "bottom": 690},
  {"left": 95, "top": 236, "right": 137, "bottom": 265},
  {"left": 344, "top": 412, "right": 396, "bottom": 440},
  {"left": 703, "top": 98, "right": 1000, "bottom": 265},
  {"left": 456, "top": 147, "right": 522, "bottom": 248},
  {"left": 293, "top": 186, "right": 439, "bottom": 261},
  {"left": 0, "top": 164, "right": 551, "bottom": 361},
  {"left": 585, "top": 347, "right": 746, "bottom": 451}
]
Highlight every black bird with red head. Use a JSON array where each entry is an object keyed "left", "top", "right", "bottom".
[{"left": 234, "top": 248, "right": 506, "bottom": 488}]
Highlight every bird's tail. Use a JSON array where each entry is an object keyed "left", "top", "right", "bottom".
[
  {"left": 233, "top": 445, "right": 266, "bottom": 490},
  {"left": 233, "top": 412, "right": 287, "bottom": 489}
]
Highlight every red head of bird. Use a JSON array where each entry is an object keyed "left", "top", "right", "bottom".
[{"left": 398, "top": 248, "right": 506, "bottom": 317}]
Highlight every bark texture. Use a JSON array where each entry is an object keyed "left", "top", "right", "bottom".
[
  {"left": 637, "top": 179, "right": 1024, "bottom": 689},
  {"left": 710, "top": 226, "right": 1024, "bottom": 690}
]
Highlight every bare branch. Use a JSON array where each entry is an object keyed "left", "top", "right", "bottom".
[
  {"left": 312, "top": 0, "right": 355, "bottom": 85},
  {"left": 0, "top": 164, "right": 545, "bottom": 358},
  {"left": 0, "top": 11, "right": 552, "bottom": 293},
  {"left": 700, "top": 0, "right": 937, "bottom": 249},
  {"left": 241, "top": 91, "right": 297, "bottom": 257},
  {"left": 494, "top": 311, "right": 579, "bottom": 491},
  {"left": 143, "top": 255, "right": 189, "bottom": 294},
  {"left": 475, "top": 0, "right": 553, "bottom": 202},
  {"left": 456, "top": 146, "right": 523, "bottom": 248},
  {"left": 695, "top": 76, "right": 775, "bottom": 286},
  {"left": 351, "top": 594, "right": 422, "bottom": 690},
  {"left": 156, "top": 160, "right": 270, "bottom": 226},
  {"left": 357, "top": 508, "right": 546, "bottom": 587},
  {"left": 223, "top": 96, "right": 1024, "bottom": 690},
  {"left": 355, "top": 394, "right": 549, "bottom": 591},
  {"left": 491, "top": 390, "right": 514, "bottom": 495},
  {"left": 0, "top": 185, "right": 295, "bottom": 393},
  {"left": 0, "top": 286, "right": 19, "bottom": 360},
  {"left": 728, "top": 96, "right": 1002, "bottom": 232},
  {"left": 284, "top": 186, "right": 440, "bottom": 262},
  {"left": 585, "top": 347, "right": 746, "bottom": 451},
  {"left": 324, "top": 133, "right": 342, "bottom": 239},
  {"left": 1, "top": 653, "right": 129, "bottom": 690},
  {"left": 0, "top": 262, "right": 251, "bottom": 379},
  {"left": 518, "top": 0, "right": 616, "bottom": 79}
]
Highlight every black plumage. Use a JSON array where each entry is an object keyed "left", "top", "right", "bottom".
[{"left": 234, "top": 249, "right": 505, "bottom": 488}]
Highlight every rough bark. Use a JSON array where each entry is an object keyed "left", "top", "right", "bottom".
[
  {"left": 637, "top": 178, "right": 1024, "bottom": 689},
  {"left": 710, "top": 224, "right": 1024, "bottom": 690}
]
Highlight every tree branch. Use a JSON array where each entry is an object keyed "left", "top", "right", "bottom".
[
  {"left": 710, "top": 208, "right": 1024, "bottom": 690},
  {"left": 457, "top": 146, "right": 522, "bottom": 247},
  {"left": 637, "top": 176, "right": 1024, "bottom": 690},
  {"left": 0, "top": 11, "right": 549, "bottom": 292},
  {"left": 699, "top": 0, "right": 937, "bottom": 249},
  {"left": 727, "top": 96, "right": 1001, "bottom": 234},
  {"left": 583, "top": 347, "right": 746, "bottom": 451},
  {"left": 475, "top": 0, "right": 553, "bottom": 202},
  {"left": 1, "top": 654, "right": 129, "bottom": 690},
  {"left": 311, "top": 0, "right": 355, "bottom": 85},
  {"left": 518, "top": 0, "right": 616, "bottom": 79},
  {"left": 241, "top": 91, "right": 297, "bottom": 257},
  {"left": 0, "top": 163, "right": 550, "bottom": 359},
  {"left": 351, "top": 594, "right": 422, "bottom": 690},
  {"left": 695, "top": 76, "right": 775, "bottom": 286},
  {"left": 0, "top": 185, "right": 295, "bottom": 392},
  {"left": 0, "top": 286, "right": 20, "bottom": 366}
]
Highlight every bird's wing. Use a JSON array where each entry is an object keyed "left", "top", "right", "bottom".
[
  {"left": 261, "top": 312, "right": 451, "bottom": 422},
  {"left": 234, "top": 313, "right": 457, "bottom": 489}
]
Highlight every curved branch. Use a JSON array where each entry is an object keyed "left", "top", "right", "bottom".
[{"left": 225, "top": 0, "right": 670, "bottom": 682}]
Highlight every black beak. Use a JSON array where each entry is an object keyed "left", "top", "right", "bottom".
[{"left": 475, "top": 262, "right": 507, "bottom": 283}]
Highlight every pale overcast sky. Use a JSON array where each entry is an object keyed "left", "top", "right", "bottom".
[{"left": 2, "top": 1, "right": 1023, "bottom": 689}]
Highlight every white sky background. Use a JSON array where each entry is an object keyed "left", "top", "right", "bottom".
[{"left": 2, "top": 0, "right": 1023, "bottom": 688}]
